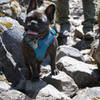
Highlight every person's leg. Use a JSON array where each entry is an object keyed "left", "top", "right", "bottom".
[
  {"left": 56, "top": 0, "right": 69, "bottom": 24},
  {"left": 82, "top": 0, "right": 96, "bottom": 39},
  {"left": 56, "top": 0, "right": 71, "bottom": 45},
  {"left": 56, "top": 0, "right": 70, "bottom": 36}
]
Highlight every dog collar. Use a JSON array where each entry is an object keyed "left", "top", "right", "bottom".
[{"left": 23, "top": 27, "right": 56, "bottom": 61}]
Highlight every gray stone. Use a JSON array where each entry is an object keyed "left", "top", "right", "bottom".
[
  {"left": 72, "top": 87, "right": 100, "bottom": 100},
  {"left": 56, "top": 56, "right": 100, "bottom": 88},
  {"left": 0, "top": 17, "right": 24, "bottom": 67},
  {"left": 0, "top": 17, "right": 25, "bottom": 86},
  {"left": 70, "top": 19, "right": 82, "bottom": 27},
  {"left": 41, "top": 65, "right": 51, "bottom": 75},
  {"left": 0, "top": 0, "right": 10, "bottom": 4},
  {"left": 83, "top": 54, "right": 95, "bottom": 64},
  {"left": 91, "top": 39, "right": 100, "bottom": 69},
  {"left": 0, "top": 2, "right": 22, "bottom": 22},
  {"left": 0, "top": 17, "right": 24, "bottom": 31},
  {"left": 25, "top": 80, "right": 47, "bottom": 98},
  {"left": 80, "top": 49, "right": 91, "bottom": 55},
  {"left": 56, "top": 45, "right": 84, "bottom": 61},
  {"left": 0, "top": 89, "right": 32, "bottom": 100},
  {"left": 1, "top": 27, "right": 24, "bottom": 65},
  {"left": 0, "top": 81, "right": 11, "bottom": 90},
  {"left": 18, "top": 11, "right": 26, "bottom": 26},
  {"left": 36, "top": 85, "right": 72, "bottom": 100},
  {"left": 73, "top": 40, "right": 92, "bottom": 50},
  {"left": 43, "top": 71, "right": 78, "bottom": 97},
  {"left": 0, "top": 36, "right": 23, "bottom": 86}
]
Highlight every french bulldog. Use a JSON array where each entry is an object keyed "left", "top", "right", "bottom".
[{"left": 22, "top": 0, "right": 59, "bottom": 81}]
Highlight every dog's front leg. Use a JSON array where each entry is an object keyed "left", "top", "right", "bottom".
[
  {"left": 49, "top": 49, "right": 59, "bottom": 75},
  {"left": 31, "top": 63, "right": 40, "bottom": 81}
]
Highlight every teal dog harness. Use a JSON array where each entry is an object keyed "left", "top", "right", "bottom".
[{"left": 23, "top": 28, "right": 56, "bottom": 61}]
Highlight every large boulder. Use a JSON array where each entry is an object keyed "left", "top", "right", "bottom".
[
  {"left": 0, "top": 0, "right": 10, "bottom": 4},
  {"left": 73, "top": 40, "right": 92, "bottom": 50},
  {"left": 72, "top": 87, "right": 100, "bottom": 100},
  {"left": 0, "top": 89, "right": 32, "bottom": 100},
  {"left": 43, "top": 71, "right": 78, "bottom": 97},
  {"left": 0, "top": 17, "right": 24, "bottom": 67},
  {"left": 56, "top": 56, "right": 100, "bottom": 88},
  {"left": 0, "top": 17, "right": 26, "bottom": 86},
  {"left": 25, "top": 80, "right": 47, "bottom": 97},
  {"left": 23, "top": 80, "right": 71, "bottom": 100},
  {"left": 36, "top": 85, "right": 72, "bottom": 100},
  {"left": 1, "top": 25, "right": 24, "bottom": 66},
  {"left": 56, "top": 45, "right": 84, "bottom": 62}
]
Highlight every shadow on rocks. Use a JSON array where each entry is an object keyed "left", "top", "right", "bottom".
[
  {"left": 73, "top": 39, "right": 93, "bottom": 50},
  {"left": 70, "top": 70, "right": 100, "bottom": 88}
]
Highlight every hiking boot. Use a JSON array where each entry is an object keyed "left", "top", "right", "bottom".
[
  {"left": 84, "top": 31, "right": 95, "bottom": 40},
  {"left": 57, "top": 24, "right": 71, "bottom": 45},
  {"left": 59, "top": 24, "right": 71, "bottom": 37},
  {"left": 83, "top": 28, "right": 95, "bottom": 40}
]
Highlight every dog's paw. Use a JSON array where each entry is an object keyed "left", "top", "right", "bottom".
[{"left": 52, "top": 69, "right": 59, "bottom": 75}]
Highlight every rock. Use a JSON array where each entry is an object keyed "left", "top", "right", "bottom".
[
  {"left": 43, "top": 71, "right": 78, "bottom": 97},
  {"left": 0, "top": 89, "right": 32, "bottom": 100},
  {"left": 83, "top": 54, "right": 95, "bottom": 64},
  {"left": 66, "top": 36, "right": 76, "bottom": 46},
  {"left": 72, "top": 87, "right": 100, "bottom": 100},
  {"left": 74, "top": 37, "right": 81, "bottom": 43},
  {"left": 1, "top": 26, "right": 24, "bottom": 66},
  {"left": 36, "top": 85, "right": 72, "bottom": 100},
  {"left": 74, "top": 25, "right": 84, "bottom": 39},
  {"left": 56, "top": 45, "right": 84, "bottom": 62},
  {"left": 0, "top": 17, "right": 26, "bottom": 86},
  {"left": 10, "top": 0, "right": 22, "bottom": 18},
  {"left": 73, "top": 40, "right": 92, "bottom": 50},
  {"left": 1, "top": 27, "right": 24, "bottom": 65},
  {"left": 94, "top": 24, "right": 99, "bottom": 33},
  {"left": 41, "top": 65, "right": 51, "bottom": 75},
  {"left": 80, "top": 49, "right": 91, "bottom": 55},
  {"left": 0, "top": 17, "right": 24, "bottom": 33},
  {"left": 0, "top": 81, "right": 11, "bottom": 90},
  {"left": 25, "top": 80, "right": 47, "bottom": 98},
  {"left": 0, "top": 36, "right": 23, "bottom": 86},
  {"left": 0, "top": 1, "right": 22, "bottom": 21},
  {"left": 0, "top": 17, "right": 24, "bottom": 66},
  {"left": 69, "top": 0, "right": 83, "bottom": 17},
  {"left": 0, "top": 0, "right": 10, "bottom": 4},
  {"left": 17, "top": 0, "right": 29, "bottom": 6},
  {"left": 91, "top": 39, "right": 100, "bottom": 69},
  {"left": 18, "top": 9, "right": 26, "bottom": 26},
  {"left": 70, "top": 18, "right": 82, "bottom": 27},
  {"left": 56, "top": 56, "right": 100, "bottom": 88}
]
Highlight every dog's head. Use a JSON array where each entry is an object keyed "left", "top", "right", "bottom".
[{"left": 25, "top": 0, "right": 56, "bottom": 39}]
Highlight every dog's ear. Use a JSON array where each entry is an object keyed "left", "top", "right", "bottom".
[
  {"left": 45, "top": 4, "right": 56, "bottom": 23},
  {"left": 27, "top": 0, "right": 37, "bottom": 14}
]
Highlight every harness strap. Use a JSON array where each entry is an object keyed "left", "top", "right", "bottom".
[{"left": 23, "top": 28, "right": 56, "bottom": 61}]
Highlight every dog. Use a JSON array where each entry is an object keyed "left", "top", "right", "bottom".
[{"left": 22, "top": 0, "right": 59, "bottom": 81}]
